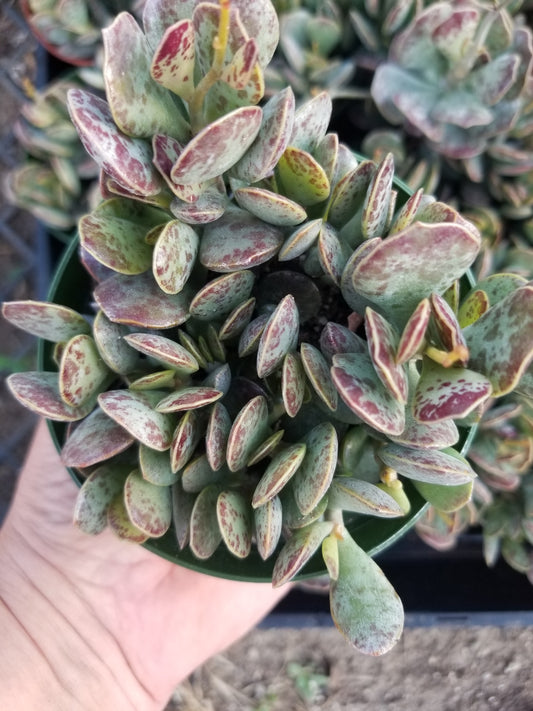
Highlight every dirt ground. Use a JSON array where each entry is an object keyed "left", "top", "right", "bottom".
[{"left": 2, "top": 3, "right": 533, "bottom": 711}]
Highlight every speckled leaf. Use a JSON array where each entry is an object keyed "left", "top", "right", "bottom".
[
  {"left": 217, "top": 490, "right": 252, "bottom": 558},
  {"left": 93, "top": 311, "right": 138, "bottom": 374},
  {"left": 413, "top": 480, "right": 473, "bottom": 513},
  {"left": 247, "top": 430, "right": 285, "bottom": 467},
  {"left": 202, "top": 363, "right": 231, "bottom": 395},
  {"left": 319, "top": 322, "right": 367, "bottom": 362},
  {"left": 282, "top": 352, "right": 305, "bottom": 418},
  {"left": 254, "top": 495, "right": 282, "bottom": 560},
  {"left": 229, "top": 0, "right": 279, "bottom": 68},
  {"left": 200, "top": 209, "right": 283, "bottom": 272},
  {"left": 226, "top": 395, "right": 269, "bottom": 472},
  {"left": 152, "top": 133, "right": 207, "bottom": 202},
  {"left": 218, "top": 298, "right": 256, "bottom": 341},
  {"left": 365, "top": 308, "right": 407, "bottom": 403},
  {"left": 289, "top": 92, "right": 332, "bottom": 153},
  {"left": 130, "top": 370, "right": 176, "bottom": 391},
  {"left": 252, "top": 443, "right": 306, "bottom": 508},
  {"left": 68, "top": 89, "right": 163, "bottom": 196},
  {"left": 279, "top": 218, "right": 322, "bottom": 261},
  {"left": 457, "top": 289, "right": 489, "bottom": 328},
  {"left": 431, "top": 292, "right": 467, "bottom": 356},
  {"left": 220, "top": 37, "right": 258, "bottom": 89},
  {"left": 465, "top": 285, "right": 533, "bottom": 396},
  {"left": 257, "top": 295, "right": 299, "bottom": 378},
  {"left": 170, "top": 184, "right": 227, "bottom": 224},
  {"left": 94, "top": 272, "right": 191, "bottom": 328},
  {"left": 73, "top": 462, "right": 130, "bottom": 534},
  {"left": 318, "top": 222, "right": 348, "bottom": 285},
  {"left": 171, "top": 410, "right": 201, "bottom": 473},
  {"left": 150, "top": 19, "right": 195, "bottom": 101},
  {"left": 62, "top": 408, "right": 134, "bottom": 467},
  {"left": 378, "top": 444, "right": 476, "bottom": 485},
  {"left": 388, "top": 188, "right": 424, "bottom": 234},
  {"left": 276, "top": 146, "right": 330, "bottom": 207},
  {"left": 328, "top": 160, "right": 375, "bottom": 229},
  {"left": 189, "top": 484, "right": 222, "bottom": 559},
  {"left": 139, "top": 444, "right": 178, "bottom": 485},
  {"left": 344, "top": 221, "right": 481, "bottom": 328},
  {"left": 233, "top": 187, "right": 306, "bottom": 227},
  {"left": 190, "top": 270, "right": 254, "bottom": 320},
  {"left": 330, "top": 529, "right": 403, "bottom": 655},
  {"left": 58, "top": 334, "right": 110, "bottom": 408},
  {"left": 171, "top": 107, "right": 262, "bottom": 184},
  {"left": 414, "top": 358, "right": 492, "bottom": 423},
  {"left": 156, "top": 387, "right": 223, "bottom": 413},
  {"left": 232, "top": 86, "right": 294, "bottom": 183},
  {"left": 98, "top": 389, "right": 174, "bottom": 451},
  {"left": 300, "top": 342, "right": 337, "bottom": 411},
  {"left": 331, "top": 352, "right": 405, "bottom": 436},
  {"left": 293, "top": 422, "right": 338, "bottom": 515},
  {"left": 172, "top": 480, "right": 195, "bottom": 549},
  {"left": 361, "top": 153, "right": 394, "bottom": 239},
  {"left": 107, "top": 492, "right": 148, "bottom": 543},
  {"left": 206, "top": 402, "right": 231, "bottom": 471},
  {"left": 6, "top": 372, "right": 96, "bottom": 421},
  {"left": 330, "top": 478, "right": 403, "bottom": 517},
  {"left": 182, "top": 455, "right": 226, "bottom": 493},
  {"left": 124, "top": 333, "right": 199, "bottom": 373},
  {"left": 431, "top": 8, "right": 479, "bottom": 64},
  {"left": 472, "top": 273, "right": 527, "bottom": 308},
  {"left": 238, "top": 314, "right": 269, "bottom": 357},
  {"left": 272, "top": 520, "right": 334, "bottom": 587},
  {"left": 152, "top": 220, "right": 199, "bottom": 294},
  {"left": 396, "top": 298, "right": 431, "bottom": 365},
  {"left": 102, "top": 13, "right": 189, "bottom": 140},
  {"left": 2, "top": 300, "right": 90, "bottom": 342},
  {"left": 315, "top": 133, "right": 339, "bottom": 184},
  {"left": 124, "top": 468, "right": 172, "bottom": 537}
]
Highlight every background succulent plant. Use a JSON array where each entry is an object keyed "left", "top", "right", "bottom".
[{"left": 4, "top": 0, "right": 533, "bottom": 656}]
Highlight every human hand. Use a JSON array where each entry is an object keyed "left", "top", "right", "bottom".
[{"left": 0, "top": 419, "right": 288, "bottom": 711}]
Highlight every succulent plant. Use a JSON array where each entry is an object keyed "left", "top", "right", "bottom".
[{"left": 5, "top": 0, "right": 533, "bottom": 655}]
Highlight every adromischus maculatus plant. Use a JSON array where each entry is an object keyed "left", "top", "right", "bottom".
[{"left": 4, "top": 0, "right": 533, "bottom": 654}]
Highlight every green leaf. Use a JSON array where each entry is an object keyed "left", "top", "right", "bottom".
[
  {"left": 190, "top": 270, "right": 255, "bottom": 320},
  {"left": 181, "top": 455, "right": 227, "bottom": 493},
  {"left": 379, "top": 443, "right": 476, "bottom": 485},
  {"left": 289, "top": 91, "right": 332, "bottom": 153},
  {"left": 329, "top": 478, "right": 403, "bottom": 517},
  {"left": 152, "top": 220, "right": 199, "bottom": 294},
  {"left": 61, "top": 407, "right": 134, "bottom": 467},
  {"left": 217, "top": 490, "right": 252, "bottom": 558},
  {"left": 93, "top": 311, "right": 139, "bottom": 375},
  {"left": 272, "top": 520, "right": 334, "bottom": 587},
  {"left": 107, "top": 493, "right": 149, "bottom": 543},
  {"left": 124, "top": 469, "right": 172, "bottom": 537},
  {"left": 413, "top": 479, "right": 473, "bottom": 513},
  {"left": 139, "top": 444, "right": 178, "bottom": 486},
  {"left": 2, "top": 300, "right": 90, "bottom": 342},
  {"left": 276, "top": 146, "right": 330, "bottom": 207},
  {"left": 292, "top": 422, "right": 338, "bottom": 516},
  {"left": 233, "top": 186, "right": 306, "bottom": 226},
  {"left": 189, "top": 485, "right": 222, "bottom": 559},
  {"left": 74, "top": 462, "right": 130, "bottom": 535}
]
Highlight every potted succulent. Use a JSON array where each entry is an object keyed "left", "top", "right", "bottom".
[{"left": 4, "top": 0, "right": 533, "bottom": 656}]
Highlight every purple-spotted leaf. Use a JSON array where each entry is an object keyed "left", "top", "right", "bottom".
[
  {"left": 62, "top": 408, "right": 134, "bottom": 467},
  {"left": 252, "top": 443, "right": 307, "bottom": 508},
  {"left": 206, "top": 402, "right": 231, "bottom": 471},
  {"left": 330, "top": 478, "right": 403, "bottom": 517},
  {"left": 319, "top": 322, "right": 367, "bottom": 362},
  {"left": 102, "top": 13, "right": 189, "bottom": 140},
  {"left": 98, "top": 389, "right": 174, "bottom": 451},
  {"left": 232, "top": 86, "right": 295, "bottom": 183},
  {"left": 414, "top": 358, "right": 492, "bottom": 423},
  {"left": 238, "top": 314, "right": 269, "bottom": 357},
  {"left": 457, "top": 289, "right": 489, "bottom": 328},
  {"left": 413, "top": 480, "right": 473, "bottom": 513},
  {"left": 171, "top": 106, "right": 262, "bottom": 184},
  {"left": 124, "top": 333, "right": 199, "bottom": 373},
  {"left": 7, "top": 372, "right": 96, "bottom": 422},
  {"left": 289, "top": 91, "right": 332, "bottom": 153},
  {"left": 378, "top": 443, "right": 476, "bottom": 485},
  {"left": 171, "top": 410, "right": 201, "bottom": 473},
  {"left": 202, "top": 363, "right": 231, "bottom": 395},
  {"left": 74, "top": 463, "right": 130, "bottom": 535},
  {"left": 217, "top": 490, "right": 252, "bottom": 559},
  {"left": 142, "top": 0, "right": 191, "bottom": 48},
  {"left": 107, "top": 492, "right": 149, "bottom": 543},
  {"left": 318, "top": 222, "right": 348, "bottom": 285},
  {"left": 219, "top": 37, "right": 258, "bottom": 90},
  {"left": 139, "top": 444, "right": 179, "bottom": 486},
  {"left": 172, "top": 480, "right": 195, "bottom": 549},
  {"left": 330, "top": 529, "right": 403, "bottom": 655},
  {"left": 322, "top": 534, "right": 339, "bottom": 581},
  {"left": 279, "top": 218, "right": 322, "bottom": 261},
  {"left": 472, "top": 273, "right": 528, "bottom": 308},
  {"left": 182, "top": 455, "right": 227, "bottom": 493},
  {"left": 150, "top": 19, "right": 195, "bottom": 100},
  {"left": 465, "top": 285, "right": 533, "bottom": 396},
  {"left": 281, "top": 489, "right": 329, "bottom": 530},
  {"left": 226, "top": 395, "right": 269, "bottom": 472},
  {"left": 233, "top": 186, "right": 306, "bottom": 226},
  {"left": 282, "top": 352, "right": 305, "bottom": 418},
  {"left": 219, "top": 298, "right": 256, "bottom": 341},
  {"left": 396, "top": 298, "right": 431, "bottom": 364},
  {"left": 190, "top": 270, "right": 254, "bottom": 320},
  {"left": 189, "top": 484, "right": 222, "bottom": 559},
  {"left": 152, "top": 133, "right": 207, "bottom": 201},
  {"left": 93, "top": 311, "right": 139, "bottom": 374},
  {"left": 315, "top": 133, "right": 339, "bottom": 184},
  {"left": 344, "top": 221, "right": 480, "bottom": 328},
  {"left": 328, "top": 160, "right": 375, "bottom": 229},
  {"left": 94, "top": 272, "right": 191, "bottom": 328},
  {"left": 276, "top": 146, "right": 330, "bottom": 207},
  {"left": 254, "top": 495, "right": 283, "bottom": 560},
  {"left": 156, "top": 387, "right": 223, "bottom": 413},
  {"left": 365, "top": 308, "right": 407, "bottom": 403},
  {"left": 361, "top": 153, "right": 395, "bottom": 239},
  {"left": 300, "top": 342, "right": 337, "bottom": 411},
  {"left": 257, "top": 295, "right": 299, "bottom": 378},
  {"left": 331, "top": 352, "right": 405, "bottom": 436},
  {"left": 200, "top": 208, "right": 283, "bottom": 272},
  {"left": 124, "top": 468, "right": 172, "bottom": 537},
  {"left": 229, "top": 0, "right": 279, "bottom": 68},
  {"left": 247, "top": 430, "right": 285, "bottom": 466},
  {"left": 293, "top": 422, "right": 338, "bottom": 515},
  {"left": 170, "top": 185, "right": 227, "bottom": 224},
  {"left": 430, "top": 292, "right": 468, "bottom": 357},
  {"left": 130, "top": 370, "right": 176, "bottom": 391},
  {"left": 68, "top": 89, "right": 164, "bottom": 196},
  {"left": 272, "top": 520, "right": 334, "bottom": 587},
  {"left": 152, "top": 220, "right": 199, "bottom": 294},
  {"left": 2, "top": 301, "right": 90, "bottom": 342},
  {"left": 388, "top": 188, "right": 424, "bottom": 234}
]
